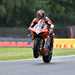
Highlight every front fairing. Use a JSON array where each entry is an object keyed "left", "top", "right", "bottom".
[{"left": 29, "top": 23, "right": 49, "bottom": 39}]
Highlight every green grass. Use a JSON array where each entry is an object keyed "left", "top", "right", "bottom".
[
  {"left": 53, "top": 48, "right": 75, "bottom": 56},
  {"left": 0, "top": 47, "right": 75, "bottom": 60}
]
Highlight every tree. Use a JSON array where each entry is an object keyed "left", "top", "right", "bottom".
[{"left": 0, "top": 0, "right": 75, "bottom": 27}]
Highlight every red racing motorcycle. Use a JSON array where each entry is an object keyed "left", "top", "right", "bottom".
[{"left": 29, "top": 23, "right": 53, "bottom": 63}]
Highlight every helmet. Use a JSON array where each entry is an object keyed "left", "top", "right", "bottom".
[{"left": 36, "top": 9, "right": 45, "bottom": 19}]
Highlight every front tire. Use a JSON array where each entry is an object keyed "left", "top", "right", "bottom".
[
  {"left": 42, "top": 35, "right": 53, "bottom": 63},
  {"left": 42, "top": 52, "right": 52, "bottom": 63}
]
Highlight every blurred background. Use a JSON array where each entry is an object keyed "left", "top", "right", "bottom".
[{"left": 0, "top": 0, "right": 75, "bottom": 42}]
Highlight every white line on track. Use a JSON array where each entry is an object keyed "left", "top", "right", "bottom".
[{"left": 0, "top": 55, "right": 75, "bottom": 62}]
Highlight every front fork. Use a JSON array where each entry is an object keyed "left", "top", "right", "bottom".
[
  {"left": 43, "top": 35, "right": 54, "bottom": 55},
  {"left": 40, "top": 37, "right": 50, "bottom": 56}
]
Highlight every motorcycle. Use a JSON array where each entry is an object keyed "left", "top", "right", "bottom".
[{"left": 29, "top": 23, "right": 53, "bottom": 63}]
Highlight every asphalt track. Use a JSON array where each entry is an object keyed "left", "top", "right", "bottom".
[{"left": 0, "top": 55, "right": 75, "bottom": 75}]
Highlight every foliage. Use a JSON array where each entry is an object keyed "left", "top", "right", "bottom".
[{"left": 0, "top": 0, "right": 75, "bottom": 27}]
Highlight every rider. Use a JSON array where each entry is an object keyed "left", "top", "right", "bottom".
[{"left": 28, "top": 9, "right": 54, "bottom": 49}]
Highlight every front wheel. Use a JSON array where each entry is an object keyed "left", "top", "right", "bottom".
[
  {"left": 42, "top": 52, "right": 52, "bottom": 63},
  {"left": 42, "top": 35, "right": 53, "bottom": 63}
]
